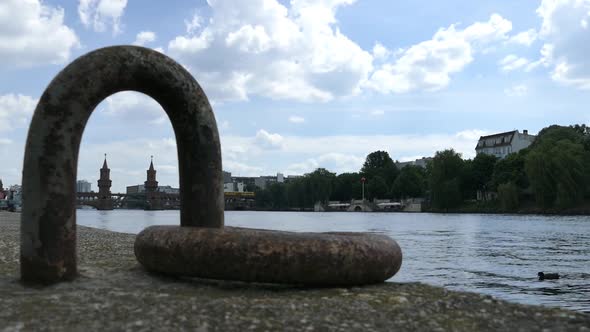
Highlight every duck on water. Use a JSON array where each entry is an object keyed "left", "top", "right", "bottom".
[{"left": 538, "top": 272, "right": 560, "bottom": 280}]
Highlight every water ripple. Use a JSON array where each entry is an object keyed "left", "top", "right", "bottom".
[{"left": 77, "top": 210, "right": 590, "bottom": 313}]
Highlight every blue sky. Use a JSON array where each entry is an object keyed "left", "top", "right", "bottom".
[{"left": 1, "top": 0, "right": 590, "bottom": 192}]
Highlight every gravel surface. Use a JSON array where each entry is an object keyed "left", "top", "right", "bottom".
[{"left": 1, "top": 212, "right": 589, "bottom": 331}]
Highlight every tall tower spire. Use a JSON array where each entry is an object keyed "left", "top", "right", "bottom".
[
  {"left": 144, "top": 156, "right": 161, "bottom": 210},
  {"left": 145, "top": 156, "right": 158, "bottom": 190},
  {"left": 98, "top": 154, "right": 112, "bottom": 197},
  {"left": 149, "top": 155, "right": 155, "bottom": 171},
  {"left": 97, "top": 154, "right": 113, "bottom": 210}
]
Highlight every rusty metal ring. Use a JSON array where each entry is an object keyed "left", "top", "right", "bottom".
[
  {"left": 20, "top": 45, "right": 402, "bottom": 286},
  {"left": 135, "top": 226, "right": 402, "bottom": 286}
]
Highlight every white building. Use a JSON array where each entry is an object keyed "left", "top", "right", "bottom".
[
  {"left": 254, "top": 173, "right": 284, "bottom": 189},
  {"left": 76, "top": 180, "right": 92, "bottom": 193},
  {"left": 475, "top": 130, "right": 536, "bottom": 159},
  {"left": 224, "top": 182, "right": 245, "bottom": 192},
  {"left": 396, "top": 157, "right": 432, "bottom": 169}
]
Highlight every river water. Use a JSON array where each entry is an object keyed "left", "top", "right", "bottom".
[{"left": 77, "top": 210, "right": 590, "bottom": 313}]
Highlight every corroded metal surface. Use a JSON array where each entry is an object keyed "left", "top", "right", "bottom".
[
  {"left": 135, "top": 226, "right": 402, "bottom": 286},
  {"left": 21, "top": 46, "right": 224, "bottom": 284},
  {"left": 20, "top": 45, "right": 403, "bottom": 287}
]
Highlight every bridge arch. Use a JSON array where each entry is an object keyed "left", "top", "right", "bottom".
[{"left": 21, "top": 46, "right": 224, "bottom": 283}]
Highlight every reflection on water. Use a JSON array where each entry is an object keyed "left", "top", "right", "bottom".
[{"left": 77, "top": 210, "right": 590, "bottom": 313}]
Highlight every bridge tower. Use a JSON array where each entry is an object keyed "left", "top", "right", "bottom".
[
  {"left": 96, "top": 154, "right": 113, "bottom": 210},
  {"left": 144, "top": 156, "right": 162, "bottom": 210}
]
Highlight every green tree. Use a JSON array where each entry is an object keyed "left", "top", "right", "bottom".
[
  {"left": 470, "top": 153, "right": 498, "bottom": 200},
  {"left": 460, "top": 159, "right": 477, "bottom": 200},
  {"left": 331, "top": 172, "right": 361, "bottom": 201},
  {"left": 524, "top": 125, "right": 590, "bottom": 208},
  {"left": 525, "top": 149, "right": 556, "bottom": 207},
  {"left": 268, "top": 183, "right": 288, "bottom": 210},
  {"left": 497, "top": 182, "right": 519, "bottom": 211},
  {"left": 429, "top": 149, "right": 465, "bottom": 210},
  {"left": 254, "top": 187, "right": 273, "bottom": 208},
  {"left": 492, "top": 152, "right": 528, "bottom": 190},
  {"left": 361, "top": 150, "right": 399, "bottom": 185},
  {"left": 304, "top": 168, "right": 336, "bottom": 204},
  {"left": 390, "top": 165, "right": 426, "bottom": 199},
  {"left": 367, "top": 175, "right": 388, "bottom": 200},
  {"left": 286, "top": 178, "right": 306, "bottom": 209}
]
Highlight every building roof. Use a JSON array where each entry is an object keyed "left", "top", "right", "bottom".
[
  {"left": 101, "top": 154, "right": 109, "bottom": 169},
  {"left": 479, "top": 130, "right": 518, "bottom": 140},
  {"left": 475, "top": 130, "right": 517, "bottom": 149},
  {"left": 148, "top": 155, "right": 155, "bottom": 171}
]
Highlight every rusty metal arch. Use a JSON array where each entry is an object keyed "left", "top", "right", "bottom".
[{"left": 21, "top": 46, "right": 224, "bottom": 283}]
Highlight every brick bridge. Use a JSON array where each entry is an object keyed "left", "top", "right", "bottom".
[{"left": 76, "top": 156, "right": 254, "bottom": 210}]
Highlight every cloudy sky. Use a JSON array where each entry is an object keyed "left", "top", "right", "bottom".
[{"left": 1, "top": 0, "right": 590, "bottom": 192}]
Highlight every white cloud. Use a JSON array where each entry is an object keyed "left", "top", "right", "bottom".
[
  {"left": 220, "top": 129, "right": 488, "bottom": 176},
  {"left": 185, "top": 13, "right": 203, "bottom": 35},
  {"left": 78, "top": 0, "right": 127, "bottom": 35},
  {"left": 102, "top": 91, "right": 163, "bottom": 120},
  {"left": 367, "top": 14, "right": 512, "bottom": 94},
  {"left": 372, "top": 43, "right": 390, "bottom": 60},
  {"left": 168, "top": 0, "right": 372, "bottom": 102},
  {"left": 370, "top": 109, "right": 385, "bottom": 116},
  {"left": 133, "top": 31, "right": 156, "bottom": 46},
  {"left": 499, "top": 54, "right": 530, "bottom": 72},
  {"left": 0, "top": 94, "right": 37, "bottom": 132},
  {"left": 536, "top": 0, "right": 590, "bottom": 89},
  {"left": 149, "top": 115, "right": 168, "bottom": 125},
  {"left": 157, "top": 165, "right": 178, "bottom": 174},
  {"left": 255, "top": 129, "right": 284, "bottom": 149},
  {"left": 222, "top": 161, "right": 263, "bottom": 176},
  {"left": 0, "top": 0, "right": 79, "bottom": 67},
  {"left": 77, "top": 137, "right": 180, "bottom": 192},
  {"left": 288, "top": 115, "right": 305, "bottom": 123},
  {"left": 508, "top": 29, "right": 538, "bottom": 46},
  {"left": 504, "top": 84, "right": 528, "bottom": 97},
  {"left": 455, "top": 129, "right": 488, "bottom": 141},
  {"left": 285, "top": 152, "right": 364, "bottom": 175}
]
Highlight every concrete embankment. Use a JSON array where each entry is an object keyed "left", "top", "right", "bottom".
[{"left": 1, "top": 212, "right": 589, "bottom": 331}]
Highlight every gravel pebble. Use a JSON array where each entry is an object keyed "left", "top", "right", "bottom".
[{"left": 1, "top": 212, "right": 589, "bottom": 331}]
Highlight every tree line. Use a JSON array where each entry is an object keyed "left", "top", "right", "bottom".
[{"left": 254, "top": 124, "right": 590, "bottom": 212}]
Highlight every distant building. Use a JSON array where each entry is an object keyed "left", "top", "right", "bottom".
[
  {"left": 76, "top": 180, "right": 92, "bottom": 193},
  {"left": 224, "top": 182, "right": 245, "bottom": 193},
  {"left": 475, "top": 130, "right": 536, "bottom": 159},
  {"left": 229, "top": 173, "right": 289, "bottom": 189},
  {"left": 126, "top": 184, "right": 179, "bottom": 194},
  {"left": 0, "top": 179, "right": 4, "bottom": 200},
  {"left": 7, "top": 185, "right": 22, "bottom": 205},
  {"left": 232, "top": 176, "right": 256, "bottom": 188},
  {"left": 158, "top": 185, "right": 179, "bottom": 194},
  {"left": 285, "top": 175, "right": 302, "bottom": 183},
  {"left": 254, "top": 173, "right": 285, "bottom": 189},
  {"left": 126, "top": 184, "right": 145, "bottom": 194},
  {"left": 223, "top": 171, "right": 232, "bottom": 184},
  {"left": 254, "top": 177, "right": 270, "bottom": 189},
  {"left": 396, "top": 157, "right": 432, "bottom": 169}
]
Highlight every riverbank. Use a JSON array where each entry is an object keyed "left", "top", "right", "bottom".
[
  {"left": 424, "top": 200, "right": 590, "bottom": 216},
  {"left": 2, "top": 212, "right": 589, "bottom": 331}
]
